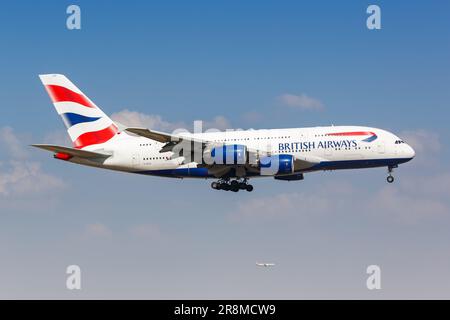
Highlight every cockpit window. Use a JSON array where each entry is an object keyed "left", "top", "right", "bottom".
[{"left": 394, "top": 140, "right": 405, "bottom": 144}]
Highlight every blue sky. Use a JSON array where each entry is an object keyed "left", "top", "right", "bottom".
[{"left": 0, "top": 1, "right": 449, "bottom": 298}]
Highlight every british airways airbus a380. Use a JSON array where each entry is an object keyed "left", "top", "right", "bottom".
[{"left": 33, "top": 74, "right": 415, "bottom": 192}]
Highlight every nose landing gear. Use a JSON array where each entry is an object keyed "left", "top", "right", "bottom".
[
  {"left": 211, "top": 178, "right": 253, "bottom": 192},
  {"left": 386, "top": 165, "right": 397, "bottom": 183}
]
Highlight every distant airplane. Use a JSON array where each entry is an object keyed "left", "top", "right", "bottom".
[
  {"left": 33, "top": 74, "right": 415, "bottom": 192},
  {"left": 256, "top": 262, "right": 275, "bottom": 267}
]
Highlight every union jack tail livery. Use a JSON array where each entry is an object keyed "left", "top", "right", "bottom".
[{"left": 39, "top": 74, "right": 118, "bottom": 149}]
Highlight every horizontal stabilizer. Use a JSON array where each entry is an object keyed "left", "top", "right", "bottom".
[{"left": 31, "top": 144, "right": 111, "bottom": 159}]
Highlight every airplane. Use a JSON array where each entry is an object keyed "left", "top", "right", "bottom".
[
  {"left": 256, "top": 262, "right": 275, "bottom": 267},
  {"left": 32, "top": 74, "right": 415, "bottom": 192}
]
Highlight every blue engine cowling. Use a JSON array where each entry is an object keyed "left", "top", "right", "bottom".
[
  {"left": 260, "top": 154, "right": 295, "bottom": 175},
  {"left": 211, "top": 144, "right": 247, "bottom": 164}
]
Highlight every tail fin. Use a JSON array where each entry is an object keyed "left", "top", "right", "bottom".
[{"left": 39, "top": 74, "right": 118, "bottom": 149}]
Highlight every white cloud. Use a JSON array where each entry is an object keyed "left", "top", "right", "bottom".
[
  {"left": 0, "top": 127, "right": 27, "bottom": 159},
  {"left": 278, "top": 93, "right": 324, "bottom": 111},
  {"left": 400, "top": 129, "right": 441, "bottom": 166},
  {"left": 111, "top": 109, "right": 185, "bottom": 132},
  {"left": 202, "top": 115, "right": 231, "bottom": 131},
  {"left": 0, "top": 127, "right": 66, "bottom": 197},
  {"left": 400, "top": 129, "right": 440, "bottom": 154},
  {"left": 0, "top": 161, "right": 65, "bottom": 196}
]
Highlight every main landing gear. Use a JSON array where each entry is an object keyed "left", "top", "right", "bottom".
[
  {"left": 386, "top": 165, "right": 397, "bottom": 183},
  {"left": 211, "top": 178, "right": 253, "bottom": 192}
]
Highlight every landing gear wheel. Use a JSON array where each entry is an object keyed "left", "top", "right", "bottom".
[
  {"left": 211, "top": 178, "right": 253, "bottom": 192},
  {"left": 387, "top": 166, "right": 396, "bottom": 184},
  {"left": 238, "top": 182, "right": 247, "bottom": 190}
]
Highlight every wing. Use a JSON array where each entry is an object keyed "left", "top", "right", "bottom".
[
  {"left": 126, "top": 127, "right": 207, "bottom": 153},
  {"left": 293, "top": 154, "right": 322, "bottom": 171},
  {"left": 126, "top": 127, "right": 175, "bottom": 143},
  {"left": 31, "top": 144, "right": 111, "bottom": 159},
  {"left": 126, "top": 127, "right": 321, "bottom": 176}
]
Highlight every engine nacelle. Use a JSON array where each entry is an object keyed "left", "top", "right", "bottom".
[
  {"left": 209, "top": 144, "right": 247, "bottom": 165},
  {"left": 260, "top": 154, "right": 294, "bottom": 175}
]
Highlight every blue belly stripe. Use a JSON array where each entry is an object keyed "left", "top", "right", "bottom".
[
  {"left": 135, "top": 167, "right": 211, "bottom": 178},
  {"left": 133, "top": 157, "right": 413, "bottom": 178},
  {"left": 307, "top": 157, "right": 412, "bottom": 171}
]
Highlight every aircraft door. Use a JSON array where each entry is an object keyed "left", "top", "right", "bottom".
[
  {"left": 132, "top": 153, "right": 140, "bottom": 167},
  {"left": 377, "top": 143, "right": 385, "bottom": 154}
]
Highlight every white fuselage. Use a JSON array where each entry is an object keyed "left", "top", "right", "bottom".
[{"left": 73, "top": 125, "right": 415, "bottom": 179}]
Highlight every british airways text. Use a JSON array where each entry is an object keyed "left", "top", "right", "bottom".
[{"left": 279, "top": 139, "right": 358, "bottom": 151}]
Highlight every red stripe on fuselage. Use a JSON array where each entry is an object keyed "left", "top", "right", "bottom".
[
  {"left": 73, "top": 124, "right": 118, "bottom": 148},
  {"left": 326, "top": 131, "right": 375, "bottom": 137},
  {"left": 45, "top": 85, "right": 95, "bottom": 108}
]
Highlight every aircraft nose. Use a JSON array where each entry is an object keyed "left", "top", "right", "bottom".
[{"left": 405, "top": 144, "right": 415, "bottom": 159}]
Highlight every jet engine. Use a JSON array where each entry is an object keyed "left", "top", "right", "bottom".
[{"left": 209, "top": 144, "right": 247, "bottom": 165}]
